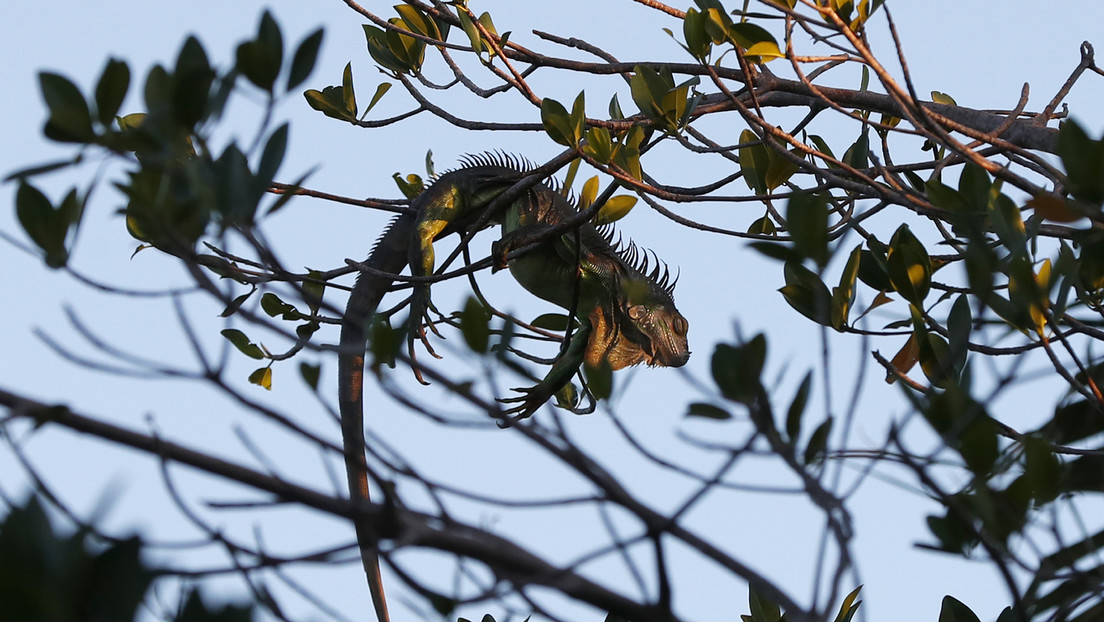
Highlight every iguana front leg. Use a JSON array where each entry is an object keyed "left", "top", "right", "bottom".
[
  {"left": 498, "top": 320, "right": 592, "bottom": 423},
  {"left": 405, "top": 184, "right": 470, "bottom": 383}
]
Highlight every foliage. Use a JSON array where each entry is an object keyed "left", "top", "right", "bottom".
[
  {"left": 0, "top": 496, "right": 252, "bottom": 622},
  {"left": 4, "top": 1, "right": 1104, "bottom": 621}
]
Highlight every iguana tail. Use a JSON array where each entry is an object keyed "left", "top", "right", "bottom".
[{"left": 338, "top": 213, "right": 415, "bottom": 622}]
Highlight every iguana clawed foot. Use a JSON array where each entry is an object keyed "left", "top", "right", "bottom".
[
  {"left": 406, "top": 286, "right": 445, "bottom": 385},
  {"left": 496, "top": 380, "right": 588, "bottom": 427}
]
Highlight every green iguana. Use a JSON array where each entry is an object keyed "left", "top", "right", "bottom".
[{"left": 337, "top": 153, "right": 690, "bottom": 621}]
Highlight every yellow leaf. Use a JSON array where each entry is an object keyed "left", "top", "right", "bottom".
[
  {"left": 595, "top": 195, "right": 637, "bottom": 225},
  {"left": 579, "top": 175, "right": 599, "bottom": 210},
  {"left": 930, "top": 90, "right": 957, "bottom": 106},
  {"left": 249, "top": 367, "right": 273, "bottom": 390}
]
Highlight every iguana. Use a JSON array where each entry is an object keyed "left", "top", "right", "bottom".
[{"left": 337, "top": 153, "right": 690, "bottom": 621}]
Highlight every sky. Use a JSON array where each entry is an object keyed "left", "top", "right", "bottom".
[{"left": 3, "top": 2, "right": 1104, "bottom": 621}]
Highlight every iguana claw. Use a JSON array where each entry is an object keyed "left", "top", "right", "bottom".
[{"left": 406, "top": 286, "right": 445, "bottom": 384}]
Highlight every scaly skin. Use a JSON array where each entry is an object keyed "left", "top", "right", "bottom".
[{"left": 337, "top": 154, "right": 690, "bottom": 621}]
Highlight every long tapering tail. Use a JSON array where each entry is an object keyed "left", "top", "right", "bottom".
[{"left": 337, "top": 214, "right": 415, "bottom": 622}]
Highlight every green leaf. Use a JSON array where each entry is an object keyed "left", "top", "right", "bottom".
[
  {"left": 249, "top": 366, "right": 273, "bottom": 390},
  {"left": 583, "top": 126, "right": 614, "bottom": 164},
  {"left": 608, "top": 93, "right": 625, "bottom": 120},
  {"left": 477, "top": 12, "right": 500, "bottom": 39},
  {"left": 16, "top": 182, "right": 73, "bottom": 268},
  {"left": 365, "top": 82, "right": 392, "bottom": 116},
  {"left": 296, "top": 321, "right": 320, "bottom": 341},
  {"left": 831, "top": 246, "right": 862, "bottom": 329},
  {"left": 394, "top": 4, "right": 440, "bottom": 40},
  {"left": 833, "top": 585, "right": 863, "bottom": 622},
  {"left": 989, "top": 192, "right": 1026, "bottom": 255},
  {"left": 1023, "top": 436, "right": 1062, "bottom": 503},
  {"left": 302, "top": 269, "right": 326, "bottom": 312},
  {"left": 368, "top": 318, "right": 400, "bottom": 369},
  {"left": 173, "top": 36, "right": 214, "bottom": 126},
  {"left": 711, "top": 335, "right": 766, "bottom": 405},
  {"left": 1056, "top": 119, "right": 1104, "bottom": 204},
  {"left": 237, "top": 10, "right": 283, "bottom": 91},
  {"left": 857, "top": 240, "right": 893, "bottom": 291},
  {"left": 959, "top": 412, "right": 998, "bottom": 476},
  {"left": 384, "top": 17, "right": 426, "bottom": 71},
  {"left": 747, "top": 215, "right": 776, "bottom": 236},
  {"left": 780, "top": 261, "right": 833, "bottom": 326},
  {"left": 39, "top": 72, "right": 95, "bottom": 143},
  {"left": 530, "top": 313, "right": 573, "bottom": 331},
  {"left": 0, "top": 497, "right": 156, "bottom": 622},
  {"left": 584, "top": 359, "right": 613, "bottom": 401},
  {"left": 287, "top": 28, "right": 324, "bottom": 90},
  {"left": 629, "top": 65, "right": 669, "bottom": 125},
  {"left": 612, "top": 134, "right": 643, "bottom": 180},
  {"left": 885, "top": 225, "right": 931, "bottom": 306},
  {"left": 94, "top": 58, "right": 130, "bottom": 126},
  {"left": 937, "top": 595, "right": 980, "bottom": 622},
  {"left": 682, "top": 9, "right": 712, "bottom": 60},
  {"left": 175, "top": 590, "right": 253, "bottom": 622},
  {"left": 261, "top": 292, "right": 301, "bottom": 320},
  {"left": 459, "top": 296, "right": 491, "bottom": 353},
  {"left": 786, "top": 192, "right": 829, "bottom": 267},
  {"left": 686, "top": 402, "right": 732, "bottom": 420},
  {"left": 540, "top": 97, "right": 576, "bottom": 146},
  {"left": 843, "top": 132, "right": 869, "bottom": 169},
  {"left": 256, "top": 123, "right": 288, "bottom": 194},
  {"left": 748, "top": 584, "right": 782, "bottom": 622},
  {"left": 925, "top": 509, "right": 977, "bottom": 555},
  {"left": 211, "top": 143, "right": 257, "bottom": 226},
  {"left": 727, "top": 22, "right": 783, "bottom": 63},
  {"left": 749, "top": 241, "right": 803, "bottom": 263},
  {"left": 299, "top": 362, "right": 321, "bottom": 392},
  {"left": 364, "top": 25, "right": 408, "bottom": 74},
  {"left": 341, "top": 62, "right": 356, "bottom": 115},
  {"left": 220, "top": 289, "right": 255, "bottom": 318},
  {"left": 304, "top": 86, "right": 353, "bottom": 121},
  {"left": 739, "top": 129, "right": 770, "bottom": 195},
  {"left": 957, "top": 163, "right": 990, "bottom": 209},
  {"left": 456, "top": 9, "right": 484, "bottom": 55},
  {"left": 809, "top": 134, "right": 837, "bottom": 167},
  {"left": 918, "top": 331, "right": 954, "bottom": 388},
  {"left": 803, "top": 417, "right": 833, "bottom": 465},
  {"left": 924, "top": 177, "right": 967, "bottom": 212},
  {"left": 765, "top": 144, "right": 801, "bottom": 190},
  {"left": 946, "top": 294, "right": 971, "bottom": 376},
  {"left": 569, "top": 91, "right": 586, "bottom": 143},
  {"left": 1043, "top": 398, "right": 1104, "bottom": 445},
  {"left": 221, "top": 328, "right": 265, "bottom": 359},
  {"left": 786, "top": 372, "right": 812, "bottom": 442}
]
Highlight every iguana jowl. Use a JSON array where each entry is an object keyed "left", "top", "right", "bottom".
[{"left": 337, "top": 153, "right": 690, "bottom": 621}]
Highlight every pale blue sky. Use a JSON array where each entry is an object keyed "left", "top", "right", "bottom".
[{"left": 3, "top": 2, "right": 1104, "bottom": 621}]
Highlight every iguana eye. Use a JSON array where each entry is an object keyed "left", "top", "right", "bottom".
[
  {"left": 673, "top": 316, "right": 688, "bottom": 335},
  {"left": 628, "top": 304, "right": 647, "bottom": 320}
]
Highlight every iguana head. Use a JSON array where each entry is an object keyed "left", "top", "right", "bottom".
[{"left": 585, "top": 256, "right": 690, "bottom": 371}]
